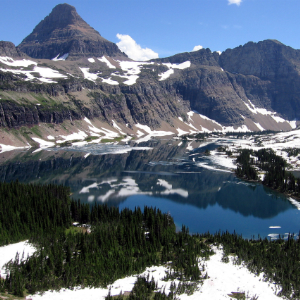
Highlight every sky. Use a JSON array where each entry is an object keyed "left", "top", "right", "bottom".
[{"left": 0, "top": 0, "right": 299, "bottom": 61}]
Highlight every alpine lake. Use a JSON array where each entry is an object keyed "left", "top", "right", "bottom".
[{"left": 1, "top": 138, "right": 299, "bottom": 240}]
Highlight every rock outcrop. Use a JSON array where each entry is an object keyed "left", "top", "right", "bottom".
[
  {"left": 0, "top": 41, "right": 28, "bottom": 58},
  {"left": 18, "top": 3, "right": 127, "bottom": 60}
]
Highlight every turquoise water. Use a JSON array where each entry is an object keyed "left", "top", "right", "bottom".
[{"left": 0, "top": 139, "right": 299, "bottom": 239}]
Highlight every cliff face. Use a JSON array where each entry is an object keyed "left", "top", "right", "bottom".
[
  {"left": 1, "top": 39, "right": 300, "bottom": 132},
  {"left": 219, "top": 40, "right": 300, "bottom": 121},
  {"left": 1, "top": 4, "right": 300, "bottom": 135},
  {"left": 152, "top": 40, "right": 300, "bottom": 125},
  {"left": 0, "top": 77, "right": 188, "bottom": 130},
  {"left": 18, "top": 4, "right": 127, "bottom": 60}
]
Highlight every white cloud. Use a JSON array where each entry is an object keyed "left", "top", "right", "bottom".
[
  {"left": 228, "top": 0, "right": 242, "bottom": 5},
  {"left": 192, "top": 45, "right": 203, "bottom": 52},
  {"left": 116, "top": 34, "right": 159, "bottom": 61}
]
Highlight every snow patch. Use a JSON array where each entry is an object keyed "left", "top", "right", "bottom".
[
  {"left": 0, "top": 64, "right": 67, "bottom": 83},
  {"left": 80, "top": 67, "right": 99, "bottom": 82},
  {"left": 254, "top": 122, "right": 265, "bottom": 131},
  {"left": 0, "top": 241, "right": 36, "bottom": 279},
  {"left": 112, "top": 120, "right": 125, "bottom": 134},
  {"left": 222, "top": 125, "right": 250, "bottom": 133},
  {"left": 0, "top": 56, "right": 37, "bottom": 67},
  {"left": 98, "top": 56, "right": 116, "bottom": 69},
  {"left": 34, "top": 66, "right": 67, "bottom": 79},
  {"left": 158, "top": 61, "right": 191, "bottom": 81},
  {"left": 271, "top": 115, "right": 286, "bottom": 123},
  {"left": 176, "top": 128, "right": 189, "bottom": 136},
  {"left": 101, "top": 77, "right": 119, "bottom": 85},
  {"left": 116, "top": 60, "right": 153, "bottom": 85},
  {"left": 52, "top": 53, "right": 69, "bottom": 61},
  {"left": 289, "top": 120, "right": 297, "bottom": 129},
  {"left": 159, "top": 69, "right": 174, "bottom": 81},
  {"left": 58, "top": 131, "right": 88, "bottom": 142},
  {"left": 32, "top": 137, "right": 55, "bottom": 148},
  {"left": 243, "top": 99, "right": 294, "bottom": 129},
  {"left": 163, "top": 61, "right": 191, "bottom": 70}
]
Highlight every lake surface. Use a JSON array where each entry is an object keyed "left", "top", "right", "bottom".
[{"left": 0, "top": 138, "right": 299, "bottom": 239}]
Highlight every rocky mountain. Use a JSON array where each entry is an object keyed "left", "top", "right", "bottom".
[
  {"left": 18, "top": 3, "right": 127, "bottom": 60},
  {"left": 0, "top": 4, "right": 300, "bottom": 148}
]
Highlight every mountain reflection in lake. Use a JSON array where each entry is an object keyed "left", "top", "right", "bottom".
[{"left": 0, "top": 139, "right": 299, "bottom": 239}]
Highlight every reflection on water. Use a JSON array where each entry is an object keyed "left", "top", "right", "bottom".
[{"left": 0, "top": 139, "right": 299, "bottom": 239}]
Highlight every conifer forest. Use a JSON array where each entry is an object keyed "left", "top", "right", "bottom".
[{"left": 1, "top": 181, "right": 300, "bottom": 298}]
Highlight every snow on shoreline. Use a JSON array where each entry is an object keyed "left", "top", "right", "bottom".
[{"left": 23, "top": 246, "right": 281, "bottom": 300}]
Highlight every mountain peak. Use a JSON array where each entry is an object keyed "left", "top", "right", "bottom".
[
  {"left": 18, "top": 3, "right": 126, "bottom": 60},
  {"left": 30, "top": 3, "right": 102, "bottom": 41}
]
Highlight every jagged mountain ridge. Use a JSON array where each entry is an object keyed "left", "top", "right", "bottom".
[
  {"left": 18, "top": 3, "right": 127, "bottom": 60},
  {"left": 0, "top": 3, "right": 300, "bottom": 147},
  {"left": 0, "top": 40, "right": 297, "bottom": 136}
]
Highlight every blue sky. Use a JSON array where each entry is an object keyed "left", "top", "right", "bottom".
[{"left": 1, "top": 0, "right": 299, "bottom": 59}]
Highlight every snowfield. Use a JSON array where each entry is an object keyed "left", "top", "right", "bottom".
[
  {"left": 16, "top": 246, "right": 281, "bottom": 300},
  {"left": 0, "top": 241, "right": 36, "bottom": 279},
  {"left": 159, "top": 61, "right": 191, "bottom": 81}
]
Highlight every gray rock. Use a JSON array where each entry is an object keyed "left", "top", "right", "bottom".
[{"left": 18, "top": 3, "right": 127, "bottom": 60}]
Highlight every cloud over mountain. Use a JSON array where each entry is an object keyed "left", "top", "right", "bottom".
[
  {"left": 192, "top": 45, "right": 203, "bottom": 52},
  {"left": 116, "top": 34, "right": 159, "bottom": 61}
]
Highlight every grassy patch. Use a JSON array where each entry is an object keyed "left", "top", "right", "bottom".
[
  {"left": 65, "top": 226, "right": 87, "bottom": 235},
  {"left": 29, "top": 126, "right": 43, "bottom": 138},
  {"left": 101, "top": 136, "right": 125, "bottom": 143},
  {"left": 100, "top": 138, "right": 114, "bottom": 143},
  {"left": 0, "top": 291, "right": 27, "bottom": 299},
  {"left": 85, "top": 136, "right": 99, "bottom": 142}
]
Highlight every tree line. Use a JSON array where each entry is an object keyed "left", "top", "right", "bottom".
[
  {"left": 0, "top": 181, "right": 210, "bottom": 297},
  {"left": 2, "top": 181, "right": 300, "bottom": 299},
  {"left": 236, "top": 148, "right": 300, "bottom": 197}
]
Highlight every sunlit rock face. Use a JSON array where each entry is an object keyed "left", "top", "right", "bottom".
[
  {"left": 18, "top": 4, "right": 127, "bottom": 60},
  {"left": 0, "top": 4, "right": 300, "bottom": 140}
]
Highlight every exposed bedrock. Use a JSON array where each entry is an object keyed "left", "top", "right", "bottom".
[
  {"left": 1, "top": 39, "right": 300, "bottom": 130},
  {"left": 17, "top": 4, "right": 127, "bottom": 60}
]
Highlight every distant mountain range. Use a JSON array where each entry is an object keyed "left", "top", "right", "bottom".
[{"left": 0, "top": 3, "right": 299, "bottom": 148}]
